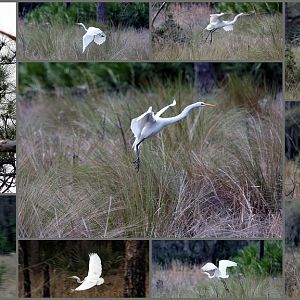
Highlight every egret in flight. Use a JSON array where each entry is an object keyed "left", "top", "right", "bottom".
[
  {"left": 76, "top": 23, "right": 106, "bottom": 53},
  {"left": 201, "top": 260, "right": 237, "bottom": 279},
  {"left": 131, "top": 99, "right": 215, "bottom": 171},
  {"left": 70, "top": 253, "right": 104, "bottom": 291},
  {"left": 205, "top": 12, "right": 245, "bottom": 44}
]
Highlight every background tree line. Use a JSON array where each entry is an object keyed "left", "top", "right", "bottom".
[
  {"left": 19, "top": 2, "right": 149, "bottom": 29},
  {"left": 0, "top": 196, "right": 15, "bottom": 254}
]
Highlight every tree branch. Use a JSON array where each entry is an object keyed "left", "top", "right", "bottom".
[{"left": 0, "top": 140, "right": 16, "bottom": 152}]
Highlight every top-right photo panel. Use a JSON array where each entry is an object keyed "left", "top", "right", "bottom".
[
  {"left": 151, "top": 2, "right": 283, "bottom": 61},
  {"left": 285, "top": 2, "right": 300, "bottom": 100}
]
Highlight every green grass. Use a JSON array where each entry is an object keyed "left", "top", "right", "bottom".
[
  {"left": 152, "top": 13, "right": 283, "bottom": 60},
  {"left": 18, "top": 80, "right": 282, "bottom": 238},
  {"left": 152, "top": 262, "right": 283, "bottom": 298},
  {"left": 18, "top": 21, "right": 149, "bottom": 60}
]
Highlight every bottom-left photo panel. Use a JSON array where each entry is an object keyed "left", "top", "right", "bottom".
[
  {"left": 0, "top": 195, "right": 16, "bottom": 298},
  {"left": 18, "top": 240, "right": 149, "bottom": 298}
]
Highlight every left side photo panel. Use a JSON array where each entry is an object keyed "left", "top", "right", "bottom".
[
  {"left": 0, "top": 2, "right": 16, "bottom": 193},
  {"left": 0, "top": 195, "right": 16, "bottom": 297}
]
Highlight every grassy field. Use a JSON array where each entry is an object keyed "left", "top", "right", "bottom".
[
  {"left": 152, "top": 262, "right": 283, "bottom": 298},
  {"left": 152, "top": 13, "right": 283, "bottom": 60},
  {"left": 285, "top": 159, "right": 300, "bottom": 199},
  {"left": 285, "top": 46, "right": 300, "bottom": 100},
  {"left": 285, "top": 250, "right": 300, "bottom": 297},
  {"left": 18, "top": 80, "right": 282, "bottom": 238},
  {"left": 18, "top": 21, "right": 149, "bottom": 60},
  {"left": 0, "top": 254, "right": 16, "bottom": 298}
]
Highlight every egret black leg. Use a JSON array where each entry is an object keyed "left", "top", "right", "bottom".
[
  {"left": 204, "top": 31, "right": 211, "bottom": 43},
  {"left": 133, "top": 140, "right": 144, "bottom": 172}
]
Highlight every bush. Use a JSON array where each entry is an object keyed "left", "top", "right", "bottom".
[
  {"left": 216, "top": 2, "right": 281, "bottom": 14},
  {"left": 232, "top": 241, "right": 282, "bottom": 276}
]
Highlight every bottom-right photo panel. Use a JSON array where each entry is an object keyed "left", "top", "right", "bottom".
[
  {"left": 285, "top": 201, "right": 300, "bottom": 297},
  {"left": 152, "top": 240, "right": 283, "bottom": 298}
]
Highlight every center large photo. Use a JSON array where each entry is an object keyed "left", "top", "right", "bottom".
[{"left": 18, "top": 62, "right": 283, "bottom": 239}]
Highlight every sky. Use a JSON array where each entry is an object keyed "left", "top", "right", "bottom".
[{"left": 0, "top": 3, "right": 16, "bottom": 36}]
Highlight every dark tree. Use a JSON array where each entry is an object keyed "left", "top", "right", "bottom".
[
  {"left": 194, "top": 63, "right": 216, "bottom": 95},
  {"left": 259, "top": 240, "right": 265, "bottom": 260},
  {"left": 96, "top": 3, "right": 107, "bottom": 24},
  {"left": 21, "top": 241, "right": 31, "bottom": 298},
  {"left": 124, "top": 241, "right": 146, "bottom": 297}
]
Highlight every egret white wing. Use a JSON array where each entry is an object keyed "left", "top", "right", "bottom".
[
  {"left": 75, "top": 279, "right": 97, "bottom": 291},
  {"left": 131, "top": 107, "right": 155, "bottom": 138},
  {"left": 218, "top": 260, "right": 237, "bottom": 277},
  {"left": 94, "top": 34, "right": 106, "bottom": 45},
  {"left": 83, "top": 33, "right": 94, "bottom": 53},
  {"left": 223, "top": 25, "right": 233, "bottom": 31},
  {"left": 87, "top": 253, "right": 102, "bottom": 278},
  {"left": 155, "top": 99, "right": 176, "bottom": 117},
  {"left": 209, "top": 13, "right": 224, "bottom": 23},
  {"left": 201, "top": 262, "right": 218, "bottom": 272}
]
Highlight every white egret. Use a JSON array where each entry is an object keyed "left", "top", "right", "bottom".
[
  {"left": 205, "top": 12, "right": 245, "bottom": 44},
  {"left": 76, "top": 23, "right": 106, "bottom": 53},
  {"left": 201, "top": 260, "right": 237, "bottom": 279},
  {"left": 131, "top": 99, "right": 215, "bottom": 171},
  {"left": 70, "top": 253, "right": 104, "bottom": 291}
]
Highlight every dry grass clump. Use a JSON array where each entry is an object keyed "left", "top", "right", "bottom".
[
  {"left": 285, "top": 46, "right": 300, "bottom": 100},
  {"left": 152, "top": 261, "right": 283, "bottom": 298},
  {"left": 285, "top": 251, "right": 300, "bottom": 297},
  {"left": 18, "top": 81, "right": 282, "bottom": 238},
  {"left": 152, "top": 13, "right": 283, "bottom": 60},
  {"left": 0, "top": 254, "right": 16, "bottom": 298},
  {"left": 285, "top": 159, "right": 300, "bottom": 199},
  {"left": 18, "top": 21, "right": 149, "bottom": 60}
]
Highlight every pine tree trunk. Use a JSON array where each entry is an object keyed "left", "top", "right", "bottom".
[
  {"left": 96, "top": 3, "right": 107, "bottom": 24},
  {"left": 124, "top": 241, "right": 146, "bottom": 297},
  {"left": 22, "top": 241, "right": 31, "bottom": 298},
  {"left": 194, "top": 63, "right": 216, "bottom": 95}
]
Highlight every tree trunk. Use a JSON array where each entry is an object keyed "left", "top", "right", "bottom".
[
  {"left": 259, "top": 240, "right": 264, "bottom": 260},
  {"left": 124, "top": 241, "right": 146, "bottom": 297},
  {"left": 43, "top": 264, "right": 50, "bottom": 297},
  {"left": 96, "top": 3, "right": 107, "bottom": 24},
  {"left": 22, "top": 241, "right": 31, "bottom": 298},
  {"left": 194, "top": 63, "right": 216, "bottom": 95}
]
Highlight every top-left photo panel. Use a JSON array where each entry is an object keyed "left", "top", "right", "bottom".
[
  {"left": 0, "top": 2, "right": 16, "bottom": 194},
  {"left": 18, "top": 2, "right": 150, "bottom": 61}
]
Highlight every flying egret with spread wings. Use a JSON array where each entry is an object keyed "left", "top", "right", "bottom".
[
  {"left": 76, "top": 23, "right": 106, "bottom": 53},
  {"left": 70, "top": 253, "right": 104, "bottom": 291},
  {"left": 201, "top": 260, "right": 237, "bottom": 279},
  {"left": 131, "top": 99, "right": 215, "bottom": 171},
  {"left": 205, "top": 12, "right": 245, "bottom": 44}
]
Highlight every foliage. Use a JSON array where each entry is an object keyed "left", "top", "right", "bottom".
[
  {"left": 232, "top": 241, "right": 282, "bottom": 277},
  {"left": 23, "top": 2, "right": 149, "bottom": 29},
  {"left": 19, "top": 62, "right": 281, "bottom": 96},
  {"left": 0, "top": 37, "right": 16, "bottom": 193},
  {"left": 216, "top": 2, "right": 282, "bottom": 14}
]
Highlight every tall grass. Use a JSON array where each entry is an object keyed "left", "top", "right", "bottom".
[
  {"left": 152, "top": 261, "right": 283, "bottom": 298},
  {"left": 18, "top": 21, "right": 149, "bottom": 60},
  {"left": 285, "top": 46, "right": 300, "bottom": 100},
  {"left": 152, "top": 13, "right": 283, "bottom": 60},
  {"left": 285, "top": 251, "right": 300, "bottom": 297},
  {"left": 18, "top": 80, "right": 282, "bottom": 238}
]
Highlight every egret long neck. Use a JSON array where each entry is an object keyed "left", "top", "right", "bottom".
[
  {"left": 159, "top": 102, "right": 203, "bottom": 126},
  {"left": 231, "top": 13, "right": 243, "bottom": 23},
  {"left": 80, "top": 23, "right": 88, "bottom": 31}
]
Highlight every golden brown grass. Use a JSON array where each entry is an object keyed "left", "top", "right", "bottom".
[
  {"left": 285, "top": 251, "right": 300, "bottom": 297},
  {"left": 18, "top": 20, "right": 149, "bottom": 60}
]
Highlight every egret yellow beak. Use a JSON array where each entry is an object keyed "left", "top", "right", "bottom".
[{"left": 203, "top": 103, "right": 216, "bottom": 108}]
